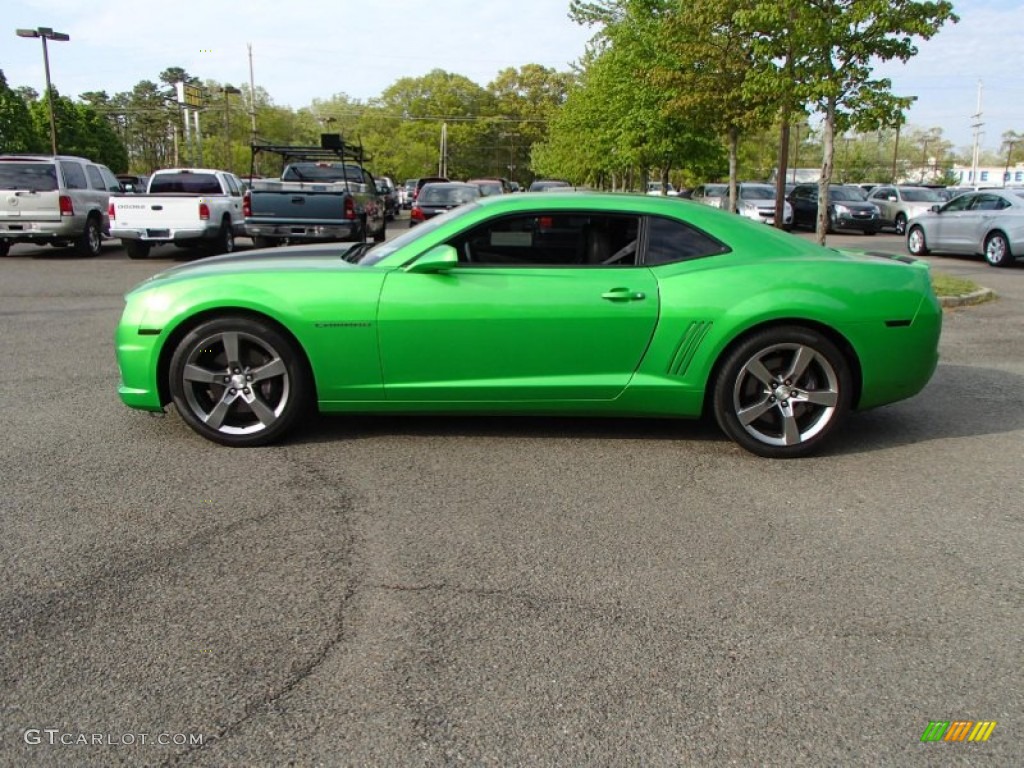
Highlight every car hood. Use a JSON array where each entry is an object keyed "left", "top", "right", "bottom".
[{"left": 129, "top": 245, "right": 362, "bottom": 293}]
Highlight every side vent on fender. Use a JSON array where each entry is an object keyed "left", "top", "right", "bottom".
[{"left": 667, "top": 321, "right": 713, "bottom": 376}]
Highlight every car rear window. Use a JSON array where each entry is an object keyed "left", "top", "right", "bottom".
[
  {"left": 0, "top": 162, "right": 59, "bottom": 191},
  {"left": 149, "top": 173, "right": 223, "bottom": 194}
]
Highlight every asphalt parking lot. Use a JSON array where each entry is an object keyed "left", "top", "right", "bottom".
[{"left": 1, "top": 221, "right": 1022, "bottom": 766}]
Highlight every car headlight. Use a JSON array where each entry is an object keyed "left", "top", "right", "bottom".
[
  {"left": 833, "top": 204, "right": 850, "bottom": 214},
  {"left": 869, "top": 204, "right": 880, "bottom": 214}
]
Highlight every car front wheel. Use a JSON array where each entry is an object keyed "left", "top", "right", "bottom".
[
  {"left": 907, "top": 226, "right": 929, "bottom": 256},
  {"left": 894, "top": 213, "right": 908, "bottom": 235},
  {"left": 168, "top": 316, "right": 309, "bottom": 446},
  {"left": 712, "top": 326, "right": 852, "bottom": 458},
  {"left": 984, "top": 232, "right": 1013, "bottom": 267}
]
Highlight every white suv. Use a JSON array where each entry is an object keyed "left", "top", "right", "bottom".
[{"left": 0, "top": 154, "right": 121, "bottom": 257}]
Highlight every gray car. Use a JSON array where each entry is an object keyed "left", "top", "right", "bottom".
[
  {"left": 906, "top": 188, "right": 1024, "bottom": 267},
  {"left": 867, "top": 185, "right": 947, "bottom": 235}
]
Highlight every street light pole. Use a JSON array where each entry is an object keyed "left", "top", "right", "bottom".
[{"left": 16, "top": 27, "right": 70, "bottom": 156}]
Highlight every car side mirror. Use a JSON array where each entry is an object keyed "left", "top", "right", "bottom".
[
  {"left": 930, "top": 204, "right": 941, "bottom": 213},
  {"left": 405, "top": 244, "right": 459, "bottom": 273}
]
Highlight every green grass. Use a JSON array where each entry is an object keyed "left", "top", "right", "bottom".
[{"left": 932, "top": 272, "right": 980, "bottom": 297}]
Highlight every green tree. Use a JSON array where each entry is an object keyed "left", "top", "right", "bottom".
[
  {"left": 738, "top": 0, "right": 957, "bottom": 243},
  {"left": 0, "top": 70, "right": 43, "bottom": 151}
]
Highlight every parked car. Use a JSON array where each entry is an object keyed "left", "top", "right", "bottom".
[
  {"left": 376, "top": 176, "right": 399, "bottom": 220},
  {"left": 411, "top": 176, "right": 449, "bottom": 205},
  {"left": 789, "top": 183, "right": 881, "bottom": 234},
  {"left": 528, "top": 179, "right": 571, "bottom": 192},
  {"left": 402, "top": 179, "right": 418, "bottom": 209},
  {"left": 906, "top": 188, "right": 1024, "bottom": 267},
  {"left": 467, "top": 178, "right": 507, "bottom": 197},
  {"left": 244, "top": 158, "right": 385, "bottom": 248},
  {"left": 867, "top": 185, "right": 947, "bottom": 235},
  {"left": 0, "top": 153, "right": 121, "bottom": 257},
  {"left": 734, "top": 183, "right": 793, "bottom": 229},
  {"left": 409, "top": 182, "right": 481, "bottom": 226},
  {"left": 690, "top": 183, "right": 728, "bottom": 209},
  {"left": 116, "top": 174, "right": 150, "bottom": 194},
  {"left": 109, "top": 168, "right": 247, "bottom": 259},
  {"left": 115, "top": 192, "right": 941, "bottom": 458},
  {"left": 646, "top": 181, "right": 680, "bottom": 196}
]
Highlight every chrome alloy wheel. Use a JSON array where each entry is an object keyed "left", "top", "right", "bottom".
[
  {"left": 180, "top": 330, "right": 290, "bottom": 436},
  {"left": 732, "top": 342, "right": 840, "bottom": 448}
]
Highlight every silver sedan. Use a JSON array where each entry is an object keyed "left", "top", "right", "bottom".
[{"left": 906, "top": 188, "right": 1024, "bottom": 267}]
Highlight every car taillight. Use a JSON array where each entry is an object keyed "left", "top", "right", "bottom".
[
  {"left": 108, "top": 201, "right": 116, "bottom": 220},
  {"left": 411, "top": 205, "right": 424, "bottom": 221},
  {"left": 242, "top": 191, "right": 251, "bottom": 217},
  {"left": 59, "top": 195, "right": 74, "bottom": 216},
  {"left": 199, "top": 202, "right": 210, "bottom": 220},
  {"left": 344, "top": 196, "right": 356, "bottom": 220}
]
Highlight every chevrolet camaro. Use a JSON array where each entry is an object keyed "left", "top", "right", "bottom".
[{"left": 115, "top": 193, "right": 941, "bottom": 458}]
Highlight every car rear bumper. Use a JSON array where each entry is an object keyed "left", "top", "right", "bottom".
[
  {"left": 0, "top": 217, "right": 86, "bottom": 241},
  {"left": 245, "top": 221, "right": 359, "bottom": 240},
  {"left": 112, "top": 226, "right": 216, "bottom": 243}
]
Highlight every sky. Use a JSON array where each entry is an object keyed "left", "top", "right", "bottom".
[{"left": 4, "top": 0, "right": 1022, "bottom": 155}]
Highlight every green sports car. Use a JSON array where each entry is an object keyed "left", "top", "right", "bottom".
[{"left": 115, "top": 192, "right": 941, "bottom": 458}]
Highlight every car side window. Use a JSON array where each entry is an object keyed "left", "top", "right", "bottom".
[
  {"left": 644, "top": 216, "right": 729, "bottom": 265},
  {"left": 943, "top": 194, "right": 974, "bottom": 212},
  {"left": 60, "top": 161, "right": 87, "bottom": 190},
  {"left": 970, "top": 194, "right": 1006, "bottom": 211},
  {"left": 98, "top": 166, "right": 121, "bottom": 192},
  {"left": 86, "top": 165, "right": 106, "bottom": 190},
  {"left": 223, "top": 174, "right": 240, "bottom": 196},
  {"left": 448, "top": 213, "right": 641, "bottom": 267}
]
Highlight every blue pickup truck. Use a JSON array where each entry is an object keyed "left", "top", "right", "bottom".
[{"left": 243, "top": 144, "right": 386, "bottom": 248}]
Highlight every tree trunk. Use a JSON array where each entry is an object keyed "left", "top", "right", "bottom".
[
  {"left": 816, "top": 98, "right": 837, "bottom": 246},
  {"left": 727, "top": 125, "right": 739, "bottom": 213},
  {"left": 774, "top": 113, "right": 791, "bottom": 228}
]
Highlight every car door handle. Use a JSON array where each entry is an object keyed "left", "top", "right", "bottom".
[{"left": 601, "top": 288, "right": 646, "bottom": 301}]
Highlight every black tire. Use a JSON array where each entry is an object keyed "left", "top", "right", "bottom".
[
  {"left": 373, "top": 216, "right": 386, "bottom": 243},
  {"left": 0, "top": 240, "right": 9, "bottom": 257},
  {"left": 907, "top": 225, "right": 929, "bottom": 256},
  {"left": 76, "top": 216, "right": 102, "bottom": 257},
  {"left": 894, "top": 213, "right": 908, "bottom": 236},
  {"left": 212, "top": 219, "right": 235, "bottom": 255},
  {"left": 124, "top": 240, "right": 151, "bottom": 260},
  {"left": 984, "top": 232, "right": 1014, "bottom": 267},
  {"left": 826, "top": 210, "right": 837, "bottom": 235},
  {"left": 712, "top": 326, "right": 853, "bottom": 458},
  {"left": 168, "top": 315, "right": 310, "bottom": 447},
  {"left": 252, "top": 236, "right": 277, "bottom": 249}
]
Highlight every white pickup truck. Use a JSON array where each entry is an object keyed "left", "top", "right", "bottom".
[{"left": 108, "top": 168, "right": 247, "bottom": 259}]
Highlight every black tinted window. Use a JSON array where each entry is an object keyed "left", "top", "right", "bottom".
[
  {"left": 60, "top": 161, "right": 87, "bottom": 190},
  {"left": 0, "top": 162, "right": 58, "bottom": 191},
  {"left": 644, "top": 216, "right": 729, "bottom": 265},
  {"left": 149, "top": 173, "right": 223, "bottom": 194},
  {"left": 449, "top": 212, "right": 640, "bottom": 266},
  {"left": 86, "top": 165, "right": 105, "bottom": 190}
]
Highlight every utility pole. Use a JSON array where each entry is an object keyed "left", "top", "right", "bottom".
[
  {"left": 248, "top": 43, "right": 258, "bottom": 175},
  {"left": 970, "top": 80, "right": 984, "bottom": 188}
]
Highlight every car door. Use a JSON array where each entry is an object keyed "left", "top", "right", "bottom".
[
  {"left": 377, "top": 211, "right": 659, "bottom": 401},
  {"left": 221, "top": 174, "right": 245, "bottom": 232},
  {"left": 869, "top": 187, "right": 895, "bottom": 226},
  {"left": 930, "top": 193, "right": 977, "bottom": 251},
  {"left": 791, "top": 185, "right": 815, "bottom": 228},
  {"left": 964, "top": 193, "right": 1011, "bottom": 250}
]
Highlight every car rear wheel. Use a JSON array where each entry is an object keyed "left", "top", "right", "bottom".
[
  {"left": 907, "top": 226, "right": 929, "bottom": 256},
  {"left": 0, "top": 240, "right": 9, "bottom": 257},
  {"left": 76, "top": 216, "right": 102, "bottom": 257},
  {"left": 713, "top": 326, "right": 852, "bottom": 458},
  {"left": 252, "top": 236, "right": 278, "bottom": 249},
  {"left": 169, "top": 316, "right": 309, "bottom": 446},
  {"left": 894, "top": 213, "right": 908, "bottom": 235},
  {"left": 373, "top": 216, "right": 386, "bottom": 243},
  {"left": 124, "top": 241, "right": 151, "bottom": 260},
  {"left": 984, "top": 232, "right": 1013, "bottom": 267},
  {"left": 213, "top": 219, "right": 234, "bottom": 255}
]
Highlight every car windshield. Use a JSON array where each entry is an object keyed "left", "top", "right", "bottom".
[
  {"left": 739, "top": 185, "right": 775, "bottom": 200},
  {"left": 1012, "top": 190, "right": 1024, "bottom": 200},
  {"left": 830, "top": 186, "right": 867, "bottom": 202},
  {"left": 357, "top": 202, "right": 481, "bottom": 266},
  {"left": 420, "top": 185, "right": 480, "bottom": 205},
  {"left": 0, "top": 162, "right": 59, "bottom": 192},
  {"left": 472, "top": 181, "right": 504, "bottom": 196},
  {"left": 900, "top": 188, "right": 946, "bottom": 203},
  {"left": 705, "top": 184, "right": 727, "bottom": 196}
]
